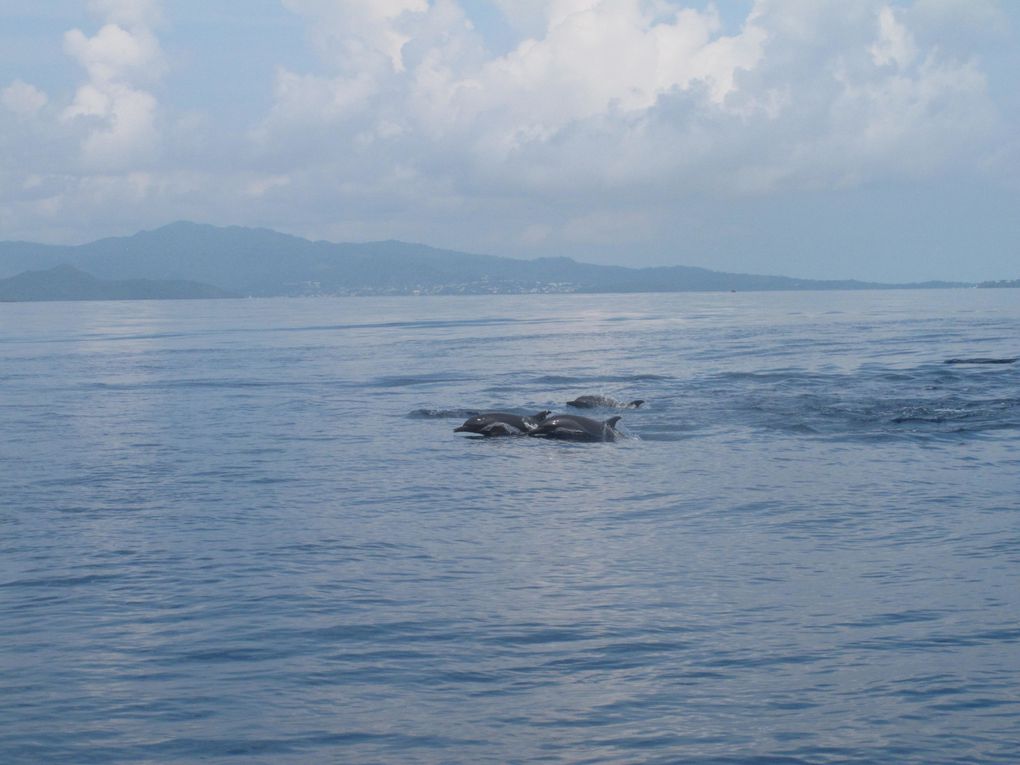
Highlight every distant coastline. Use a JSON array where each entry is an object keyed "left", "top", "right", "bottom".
[
  {"left": 0, "top": 264, "right": 234, "bottom": 302},
  {"left": 1, "top": 222, "right": 1013, "bottom": 302}
]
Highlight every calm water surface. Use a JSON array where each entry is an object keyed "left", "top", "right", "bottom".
[{"left": 1, "top": 290, "right": 1018, "bottom": 764}]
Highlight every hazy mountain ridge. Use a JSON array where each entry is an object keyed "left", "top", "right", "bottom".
[
  {"left": 0, "top": 263, "right": 234, "bottom": 302},
  {"left": 0, "top": 222, "right": 984, "bottom": 300}
]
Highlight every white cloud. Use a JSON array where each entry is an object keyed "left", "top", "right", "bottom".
[
  {"left": 261, "top": 0, "right": 1001, "bottom": 199},
  {"left": 266, "top": 0, "right": 770, "bottom": 164},
  {"left": 63, "top": 23, "right": 163, "bottom": 89},
  {"left": 281, "top": 0, "right": 429, "bottom": 72},
  {"left": 257, "top": 0, "right": 437, "bottom": 145},
  {"left": 870, "top": 6, "right": 917, "bottom": 68},
  {"left": 2, "top": 80, "right": 48, "bottom": 117},
  {"left": 263, "top": 67, "right": 377, "bottom": 129},
  {"left": 62, "top": 10, "right": 165, "bottom": 169},
  {"left": 442, "top": 2, "right": 764, "bottom": 144}
]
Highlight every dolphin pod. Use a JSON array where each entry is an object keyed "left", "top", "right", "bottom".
[
  {"left": 453, "top": 395, "right": 644, "bottom": 442},
  {"left": 454, "top": 410, "right": 623, "bottom": 442}
]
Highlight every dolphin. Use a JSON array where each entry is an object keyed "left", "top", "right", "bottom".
[
  {"left": 454, "top": 410, "right": 551, "bottom": 437},
  {"left": 566, "top": 395, "right": 644, "bottom": 409},
  {"left": 529, "top": 414, "right": 622, "bottom": 442}
]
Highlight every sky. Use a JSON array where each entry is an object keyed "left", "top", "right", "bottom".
[{"left": 1, "top": 0, "right": 1019, "bottom": 282}]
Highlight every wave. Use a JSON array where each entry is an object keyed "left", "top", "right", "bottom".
[{"left": 407, "top": 408, "right": 481, "bottom": 419}]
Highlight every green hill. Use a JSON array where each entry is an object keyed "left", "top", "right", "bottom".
[{"left": 0, "top": 263, "right": 235, "bottom": 302}]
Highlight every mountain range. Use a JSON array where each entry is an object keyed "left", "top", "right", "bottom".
[{"left": 0, "top": 221, "right": 1000, "bottom": 302}]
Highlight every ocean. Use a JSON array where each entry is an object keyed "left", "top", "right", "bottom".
[{"left": 1, "top": 290, "right": 1018, "bottom": 764}]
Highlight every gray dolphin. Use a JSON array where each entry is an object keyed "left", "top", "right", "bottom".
[
  {"left": 454, "top": 410, "right": 551, "bottom": 436},
  {"left": 529, "top": 414, "right": 622, "bottom": 442},
  {"left": 566, "top": 395, "right": 644, "bottom": 409}
]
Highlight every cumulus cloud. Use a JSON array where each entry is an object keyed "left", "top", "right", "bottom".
[
  {"left": 418, "top": 2, "right": 765, "bottom": 150},
  {"left": 258, "top": 0, "right": 1004, "bottom": 222},
  {"left": 2, "top": 81, "right": 48, "bottom": 117},
  {"left": 256, "top": 0, "right": 438, "bottom": 148},
  {"left": 62, "top": 3, "right": 165, "bottom": 168},
  {"left": 0, "top": 1, "right": 174, "bottom": 241},
  {"left": 870, "top": 6, "right": 917, "bottom": 68},
  {"left": 282, "top": 0, "right": 428, "bottom": 71}
]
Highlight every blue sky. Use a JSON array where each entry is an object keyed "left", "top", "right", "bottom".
[{"left": 2, "top": 1, "right": 1018, "bottom": 281}]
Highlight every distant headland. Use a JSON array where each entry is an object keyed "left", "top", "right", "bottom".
[{"left": 0, "top": 222, "right": 1012, "bottom": 302}]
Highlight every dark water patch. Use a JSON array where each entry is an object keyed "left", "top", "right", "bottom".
[
  {"left": 532, "top": 373, "right": 673, "bottom": 384},
  {"left": 408, "top": 408, "right": 481, "bottom": 419},
  {"left": 5, "top": 317, "right": 550, "bottom": 346},
  {"left": 847, "top": 626, "right": 1020, "bottom": 653},
  {"left": 82, "top": 378, "right": 325, "bottom": 392},
  {"left": 660, "top": 757, "right": 827, "bottom": 765},
  {"left": 708, "top": 369, "right": 831, "bottom": 385},
  {"left": 274, "top": 539, "right": 414, "bottom": 555},
  {"left": 930, "top": 697, "right": 1020, "bottom": 712},
  {"left": 134, "top": 730, "right": 484, "bottom": 760},
  {"left": 888, "top": 398, "right": 1020, "bottom": 428},
  {"left": 700, "top": 363, "right": 1020, "bottom": 440},
  {"left": 538, "top": 640, "right": 695, "bottom": 673},
  {"left": 272, "top": 316, "right": 547, "bottom": 333},
  {"left": 945, "top": 357, "right": 1018, "bottom": 364},
  {"left": 835, "top": 610, "right": 945, "bottom": 629},
  {"left": 1, "top": 573, "right": 122, "bottom": 589},
  {"left": 603, "top": 314, "right": 666, "bottom": 322},
  {"left": 175, "top": 646, "right": 288, "bottom": 664},
  {"left": 302, "top": 620, "right": 463, "bottom": 645},
  {"left": 620, "top": 429, "right": 704, "bottom": 443},
  {"left": 483, "top": 627, "right": 593, "bottom": 647},
  {"left": 371, "top": 372, "right": 468, "bottom": 388}
]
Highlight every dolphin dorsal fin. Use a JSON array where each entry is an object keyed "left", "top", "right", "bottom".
[
  {"left": 629, "top": 400, "right": 645, "bottom": 408},
  {"left": 605, "top": 416, "right": 622, "bottom": 428},
  {"left": 535, "top": 410, "right": 551, "bottom": 421}
]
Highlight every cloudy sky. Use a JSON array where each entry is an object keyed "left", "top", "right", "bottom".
[{"left": 2, "top": 0, "right": 1018, "bottom": 281}]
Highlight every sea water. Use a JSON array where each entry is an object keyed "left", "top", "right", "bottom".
[{"left": 1, "top": 290, "right": 1018, "bottom": 764}]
